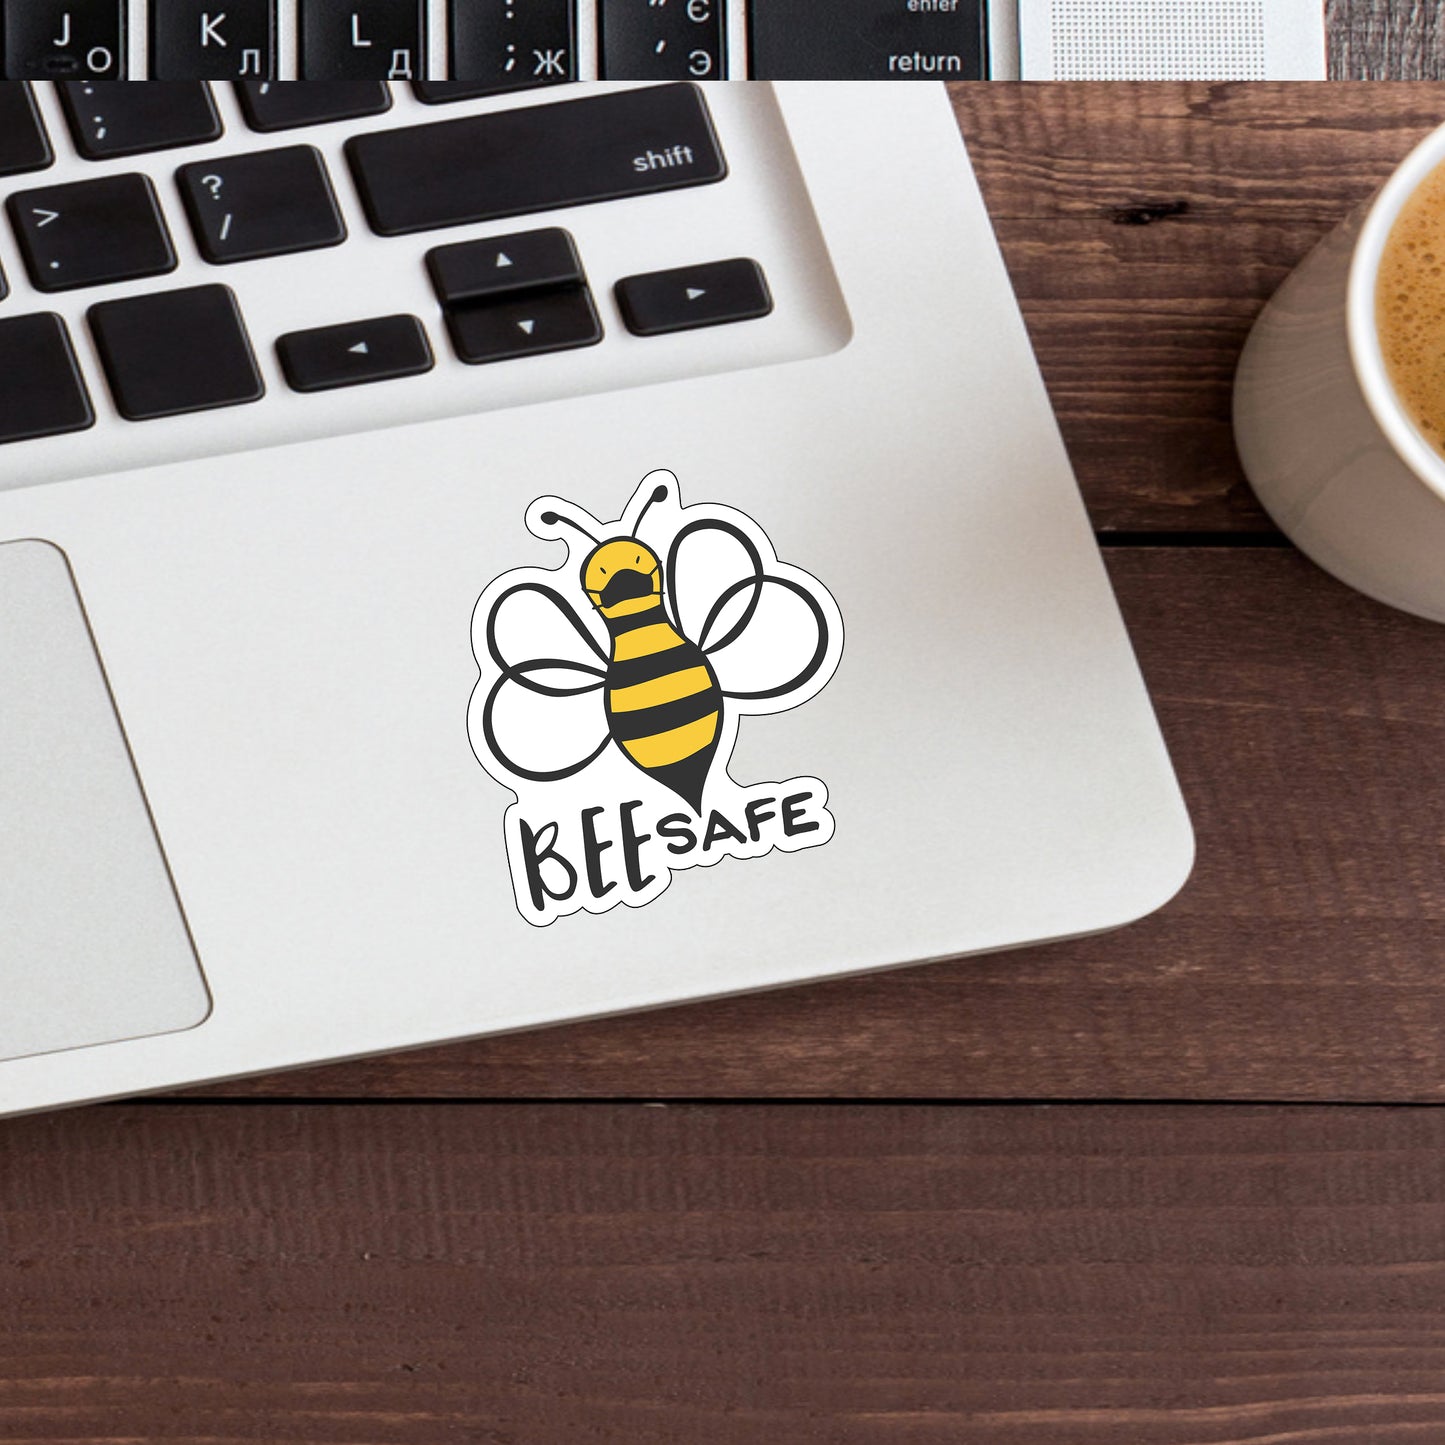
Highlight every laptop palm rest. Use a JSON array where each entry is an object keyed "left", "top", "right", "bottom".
[{"left": 0, "top": 540, "right": 209, "bottom": 1066}]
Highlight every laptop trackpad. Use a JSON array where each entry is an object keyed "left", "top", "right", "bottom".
[{"left": 0, "top": 541, "right": 209, "bottom": 1064}]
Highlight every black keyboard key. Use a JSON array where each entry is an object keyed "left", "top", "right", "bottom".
[
  {"left": 2, "top": 0, "right": 125, "bottom": 79},
  {"left": 616, "top": 258, "right": 772, "bottom": 336},
  {"left": 410, "top": 81, "right": 498, "bottom": 102},
  {"left": 0, "top": 85, "right": 54, "bottom": 177},
  {"left": 447, "top": 0, "right": 575, "bottom": 92},
  {"left": 58, "top": 82, "right": 222, "bottom": 159},
  {"left": 447, "top": 287, "right": 601, "bottom": 365},
  {"left": 427, "top": 228, "right": 582, "bottom": 307},
  {"left": 347, "top": 82, "right": 725, "bottom": 237},
  {"left": 748, "top": 0, "right": 987, "bottom": 78},
  {"left": 178, "top": 145, "right": 346, "bottom": 264},
  {"left": 0, "top": 314, "right": 93, "bottom": 445},
  {"left": 277, "top": 314, "right": 433, "bottom": 392},
  {"left": 300, "top": 0, "right": 426, "bottom": 80},
  {"left": 89, "top": 285, "right": 263, "bottom": 421},
  {"left": 235, "top": 80, "right": 391, "bottom": 132},
  {"left": 151, "top": 0, "right": 277, "bottom": 80},
  {"left": 8, "top": 175, "right": 176, "bottom": 293},
  {"left": 600, "top": 0, "right": 724, "bottom": 79}
]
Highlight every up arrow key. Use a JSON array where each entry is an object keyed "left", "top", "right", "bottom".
[
  {"left": 495, "top": 253, "right": 513, "bottom": 268},
  {"left": 348, "top": 341, "right": 369, "bottom": 355}
]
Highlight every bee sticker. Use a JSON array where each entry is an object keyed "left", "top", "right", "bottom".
[{"left": 468, "top": 469, "right": 845, "bottom": 926}]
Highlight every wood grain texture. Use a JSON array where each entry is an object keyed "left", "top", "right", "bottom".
[
  {"left": 1332, "top": 0, "right": 1445, "bottom": 79},
  {"left": 2, "top": 1103, "right": 1443, "bottom": 1444},
  {"left": 950, "top": 83, "right": 1445, "bottom": 533},
  {"left": 193, "top": 548, "right": 1445, "bottom": 1102}
]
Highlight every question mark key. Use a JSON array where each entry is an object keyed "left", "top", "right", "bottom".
[{"left": 177, "top": 146, "right": 347, "bottom": 265}]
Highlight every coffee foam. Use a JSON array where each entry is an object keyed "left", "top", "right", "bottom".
[{"left": 1377, "top": 159, "right": 1445, "bottom": 454}]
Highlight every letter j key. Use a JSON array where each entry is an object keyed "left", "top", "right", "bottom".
[{"left": 2, "top": 0, "right": 126, "bottom": 79}]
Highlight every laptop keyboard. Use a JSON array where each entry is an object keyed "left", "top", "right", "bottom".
[
  {"left": 0, "top": 79, "right": 850, "bottom": 489},
  {"left": 0, "top": 1, "right": 993, "bottom": 81}
]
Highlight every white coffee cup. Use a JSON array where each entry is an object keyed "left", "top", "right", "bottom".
[{"left": 1235, "top": 120, "right": 1445, "bottom": 624}]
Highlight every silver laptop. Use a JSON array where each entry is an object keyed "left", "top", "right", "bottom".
[{"left": 0, "top": 79, "right": 1192, "bottom": 1115}]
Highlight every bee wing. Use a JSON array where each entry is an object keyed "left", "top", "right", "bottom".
[
  {"left": 665, "top": 519, "right": 834, "bottom": 705},
  {"left": 475, "top": 581, "right": 610, "bottom": 784},
  {"left": 486, "top": 580, "right": 608, "bottom": 679}
]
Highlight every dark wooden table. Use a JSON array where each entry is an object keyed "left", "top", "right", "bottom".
[{"left": 6, "top": 77, "right": 1445, "bottom": 1445}]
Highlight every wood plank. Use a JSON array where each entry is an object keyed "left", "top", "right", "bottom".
[
  {"left": 3, "top": 1102, "right": 1444, "bottom": 1444},
  {"left": 1331, "top": 0, "right": 1445, "bottom": 79},
  {"left": 194, "top": 548, "right": 1445, "bottom": 1102},
  {"left": 949, "top": 82, "right": 1445, "bottom": 532}
]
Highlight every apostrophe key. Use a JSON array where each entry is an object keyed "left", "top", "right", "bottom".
[
  {"left": 151, "top": 0, "right": 277, "bottom": 80},
  {"left": 0, "top": 85, "right": 54, "bottom": 177},
  {"left": 299, "top": 0, "right": 427, "bottom": 81},
  {"left": 599, "top": 0, "right": 725, "bottom": 80},
  {"left": 0, "top": 314, "right": 94, "bottom": 445},
  {"left": 7, "top": 174, "right": 176, "bottom": 293},
  {"left": 235, "top": 80, "right": 392, "bottom": 131},
  {"left": 346, "top": 83, "right": 726, "bottom": 237},
  {"left": 58, "top": 82, "right": 222, "bottom": 160},
  {"left": 178, "top": 146, "right": 347, "bottom": 263},
  {"left": 88, "top": 284, "right": 264, "bottom": 420},
  {"left": 446, "top": 287, "right": 602, "bottom": 365},
  {"left": 2, "top": 0, "right": 126, "bottom": 79},
  {"left": 277, "top": 314, "right": 434, "bottom": 392},
  {"left": 616, "top": 258, "right": 773, "bottom": 335},
  {"left": 748, "top": 0, "right": 987, "bottom": 78},
  {"left": 446, "top": 0, "right": 576, "bottom": 94},
  {"left": 426, "top": 229, "right": 583, "bottom": 307}
]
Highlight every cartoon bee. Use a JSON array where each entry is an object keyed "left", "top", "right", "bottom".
[{"left": 476, "top": 472, "right": 839, "bottom": 813}]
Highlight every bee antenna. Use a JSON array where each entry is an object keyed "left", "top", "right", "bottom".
[
  {"left": 539, "top": 510, "right": 599, "bottom": 543},
  {"left": 633, "top": 483, "right": 670, "bottom": 534}
]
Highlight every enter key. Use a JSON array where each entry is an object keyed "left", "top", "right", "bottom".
[{"left": 748, "top": 0, "right": 987, "bottom": 78}]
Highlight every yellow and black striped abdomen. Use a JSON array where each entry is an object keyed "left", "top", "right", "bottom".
[{"left": 603, "top": 603, "right": 721, "bottom": 812}]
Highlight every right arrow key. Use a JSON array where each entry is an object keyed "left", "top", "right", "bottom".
[{"left": 615, "top": 259, "right": 773, "bottom": 337}]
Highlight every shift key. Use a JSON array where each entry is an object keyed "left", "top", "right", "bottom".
[{"left": 345, "top": 83, "right": 726, "bottom": 237}]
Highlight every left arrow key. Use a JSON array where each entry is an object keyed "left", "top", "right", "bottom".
[
  {"left": 6, "top": 174, "right": 177, "bottom": 293},
  {"left": 277, "top": 315, "right": 435, "bottom": 393}
]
